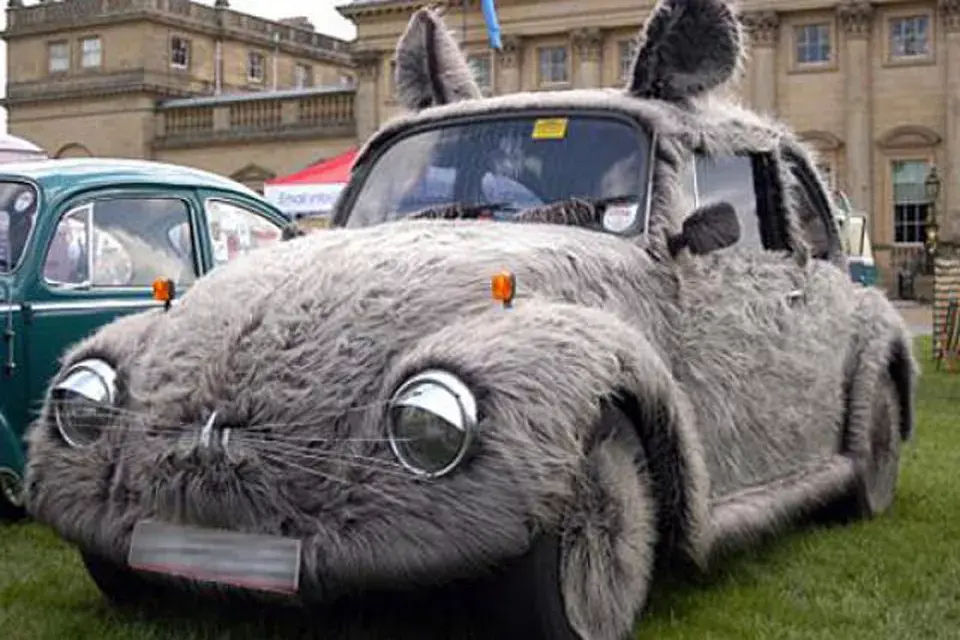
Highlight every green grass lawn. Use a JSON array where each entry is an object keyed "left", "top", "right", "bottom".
[{"left": 1, "top": 337, "right": 958, "bottom": 639}]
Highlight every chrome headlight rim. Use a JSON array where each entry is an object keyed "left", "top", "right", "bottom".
[
  {"left": 387, "top": 369, "right": 478, "bottom": 479},
  {"left": 51, "top": 358, "right": 118, "bottom": 449}
]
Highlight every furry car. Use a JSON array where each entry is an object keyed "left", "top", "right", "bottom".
[{"left": 24, "top": 1, "right": 916, "bottom": 639}]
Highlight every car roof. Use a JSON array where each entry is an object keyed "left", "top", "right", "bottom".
[{"left": 0, "top": 157, "right": 264, "bottom": 205}]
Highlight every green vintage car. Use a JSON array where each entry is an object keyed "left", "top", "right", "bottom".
[{"left": 0, "top": 158, "right": 295, "bottom": 516}]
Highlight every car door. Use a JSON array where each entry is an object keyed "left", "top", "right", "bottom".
[
  {"left": 671, "top": 150, "right": 849, "bottom": 502},
  {"left": 24, "top": 190, "right": 202, "bottom": 408},
  {"left": 193, "top": 191, "right": 287, "bottom": 272}
]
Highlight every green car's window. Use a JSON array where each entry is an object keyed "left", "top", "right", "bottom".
[
  {"left": 344, "top": 116, "right": 652, "bottom": 231},
  {"left": 0, "top": 182, "right": 40, "bottom": 272},
  {"left": 43, "top": 197, "right": 198, "bottom": 289},
  {"left": 204, "top": 199, "right": 283, "bottom": 268}
]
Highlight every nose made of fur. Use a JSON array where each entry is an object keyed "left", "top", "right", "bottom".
[{"left": 198, "top": 411, "right": 231, "bottom": 456}]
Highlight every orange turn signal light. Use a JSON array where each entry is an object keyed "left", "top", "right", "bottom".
[
  {"left": 491, "top": 271, "right": 516, "bottom": 306},
  {"left": 152, "top": 277, "right": 175, "bottom": 304}
]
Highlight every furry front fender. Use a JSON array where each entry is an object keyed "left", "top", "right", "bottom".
[{"left": 385, "top": 298, "right": 712, "bottom": 565}]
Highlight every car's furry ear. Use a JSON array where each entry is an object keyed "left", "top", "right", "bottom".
[
  {"left": 394, "top": 7, "right": 482, "bottom": 111},
  {"left": 626, "top": 0, "right": 744, "bottom": 102}
]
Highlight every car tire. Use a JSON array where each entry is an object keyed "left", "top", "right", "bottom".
[
  {"left": 0, "top": 468, "right": 26, "bottom": 521},
  {"left": 853, "top": 370, "right": 902, "bottom": 517},
  {"left": 484, "top": 405, "right": 657, "bottom": 640},
  {"left": 823, "top": 369, "right": 902, "bottom": 524}
]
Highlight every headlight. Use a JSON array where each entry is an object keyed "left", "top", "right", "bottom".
[
  {"left": 51, "top": 358, "right": 117, "bottom": 448},
  {"left": 387, "top": 370, "right": 478, "bottom": 478}
]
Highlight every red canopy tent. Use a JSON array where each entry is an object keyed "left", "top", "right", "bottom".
[{"left": 264, "top": 148, "right": 358, "bottom": 220}]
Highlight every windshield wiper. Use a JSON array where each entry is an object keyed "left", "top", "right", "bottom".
[{"left": 407, "top": 201, "right": 520, "bottom": 221}]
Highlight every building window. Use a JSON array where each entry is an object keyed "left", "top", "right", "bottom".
[
  {"left": 619, "top": 40, "right": 637, "bottom": 81},
  {"left": 816, "top": 162, "right": 834, "bottom": 189},
  {"left": 48, "top": 41, "right": 69, "bottom": 73},
  {"left": 80, "top": 37, "right": 102, "bottom": 69},
  {"left": 795, "top": 23, "right": 831, "bottom": 64},
  {"left": 538, "top": 46, "right": 569, "bottom": 85},
  {"left": 467, "top": 53, "right": 493, "bottom": 95},
  {"left": 890, "top": 15, "right": 930, "bottom": 58},
  {"left": 891, "top": 159, "right": 930, "bottom": 244},
  {"left": 339, "top": 73, "right": 353, "bottom": 87},
  {"left": 248, "top": 52, "right": 266, "bottom": 83},
  {"left": 170, "top": 36, "right": 190, "bottom": 69},
  {"left": 295, "top": 63, "right": 312, "bottom": 89}
]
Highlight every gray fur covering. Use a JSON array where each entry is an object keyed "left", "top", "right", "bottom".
[
  {"left": 24, "top": 1, "right": 918, "bottom": 639},
  {"left": 628, "top": 0, "right": 745, "bottom": 101},
  {"left": 393, "top": 7, "right": 482, "bottom": 111}
]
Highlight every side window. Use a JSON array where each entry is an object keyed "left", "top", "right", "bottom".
[
  {"left": 692, "top": 154, "right": 764, "bottom": 250},
  {"left": 784, "top": 154, "right": 841, "bottom": 260},
  {"left": 205, "top": 199, "right": 283, "bottom": 268},
  {"left": 44, "top": 198, "right": 198, "bottom": 288}
]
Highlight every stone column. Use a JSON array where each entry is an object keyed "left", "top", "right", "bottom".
[
  {"left": 837, "top": 2, "right": 874, "bottom": 217},
  {"left": 741, "top": 11, "right": 779, "bottom": 116},
  {"left": 940, "top": 0, "right": 960, "bottom": 243},
  {"left": 354, "top": 50, "right": 381, "bottom": 143},
  {"left": 571, "top": 28, "right": 603, "bottom": 88},
  {"left": 498, "top": 35, "right": 523, "bottom": 94}
]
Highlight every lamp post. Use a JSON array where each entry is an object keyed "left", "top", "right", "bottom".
[{"left": 924, "top": 165, "right": 941, "bottom": 275}]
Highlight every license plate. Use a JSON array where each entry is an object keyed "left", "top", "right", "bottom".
[{"left": 127, "top": 519, "right": 302, "bottom": 595}]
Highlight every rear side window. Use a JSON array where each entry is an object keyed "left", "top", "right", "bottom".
[{"left": 44, "top": 197, "right": 197, "bottom": 289}]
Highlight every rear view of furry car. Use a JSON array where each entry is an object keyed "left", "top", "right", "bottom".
[{"left": 23, "top": 0, "right": 916, "bottom": 638}]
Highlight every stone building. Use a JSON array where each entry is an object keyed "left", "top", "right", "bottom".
[
  {"left": 4, "top": 0, "right": 960, "bottom": 304},
  {"left": 1, "top": 0, "right": 358, "bottom": 189}
]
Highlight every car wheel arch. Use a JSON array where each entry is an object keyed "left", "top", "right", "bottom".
[
  {"left": 886, "top": 337, "right": 915, "bottom": 442},
  {"left": 609, "top": 389, "right": 711, "bottom": 571}
]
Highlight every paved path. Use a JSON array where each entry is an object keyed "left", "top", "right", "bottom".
[{"left": 893, "top": 301, "right": 933, "bottom": 337}]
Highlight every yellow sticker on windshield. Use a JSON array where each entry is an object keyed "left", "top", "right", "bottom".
[{"left": 532, "top": 118, "right": 568, "bottom": 140}]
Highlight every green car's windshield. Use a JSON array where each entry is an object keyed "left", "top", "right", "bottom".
[
  {"left": 343, "top": 115, "right": 652, "bottom": 232},
  {"left": 0, "top": 181, "right": 40, "bottom": 272}
]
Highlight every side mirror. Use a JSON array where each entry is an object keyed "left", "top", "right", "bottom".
[{"left": 667, "top": 201, "right": 741, "bottom": 258}]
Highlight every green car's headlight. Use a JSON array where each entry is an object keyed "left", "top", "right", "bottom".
[
  {"left": 51, "top": 358, "right": 117, "bottom": 448},
  {"left": 387, "top": 370, "right": 478, "bottom": 478}
]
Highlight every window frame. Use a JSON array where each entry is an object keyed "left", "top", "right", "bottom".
[
  {"left": 202, "top": 197, "right": 286, "bottom": 268},
  {"left": 889, "top": 157, "right": 932, "bottom": 246},
  {"left": 247, "top": 51, "right": 267, "bottom": 84},
  {"left": 618, "top": 40, "right": 637, "bottom": 82},
  {"left": 466, "top": 52, "right": 494, "bottom": 96},
  {"left": 80, "top": 36, "right": 102, "bottom": 70},
  {"left": 294, "top": 62, "right": 313, "bottom": 89},
  {"left": 885, "top": 12, "right": 935, "bottom": 65},
  {"left": 170, "top": 35, "right": 191, "bottom": 70},
  {"left": 792, "top": 22, "right": 832, "bottom": 67},
  {"left": 47, "top": 40, "right": 70, "bottom": 74},
  {"left": 41, "top": 195, "right": 200, "bottom": 293},
  {"left": 537, "top": 45, "right": 570, "bottom": 86}
]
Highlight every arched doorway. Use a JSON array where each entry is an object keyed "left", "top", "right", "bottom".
[{"left": 53, "top": 143, "right": 94, "bottom": 159}]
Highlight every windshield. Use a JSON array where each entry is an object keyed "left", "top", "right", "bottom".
[
  {"left": 344, "top": 115, "right": 652, "bottom": 232},
  {"left": 0, "top": 181, "right": 40, "bottom": 272}
]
